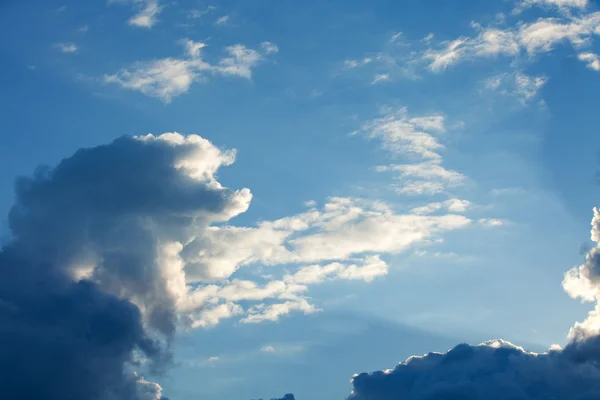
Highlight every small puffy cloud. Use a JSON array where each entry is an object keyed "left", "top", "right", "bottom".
[
  {"left": 108, "top": 0, "right": 163, "bottom": 28},
  {"left": 478, "top": 218, "right": 505, "bottom": 227},
  {"left": 261, "top": 41, "right": 279, "bottom": 54},
  {"left": 579, "top": 52, "right": 600, "bottom": 70},
  {"left": 214, "top": 44, "right": 266, "bottom": 79},
  {"left": 105, "top": 40, "right": 277, "bottom": 102},
  {"left": 105, "top": 57, "right": 211, "bottom": 103},
  {"left": 215, "top": 15, "right": 230, "bottom": 25},
  {"left": 54, "top": 42, "right": 78, "bottom": 53},
  {"left": 261, "top": 345, "right": 276, "bottom": 353}
]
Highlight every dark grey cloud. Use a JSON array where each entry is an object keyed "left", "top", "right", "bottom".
[
  {"left": 251, "top": 394, "right": 296, "bottom": 400},
  {"left": 0, "top": 133, "right": 248, "bottom": 399},
  {"left": 348, "top": 207, "right": 600, "bottom": 400},
  {"left": 349, "top": 340, "right": 600, "bottom": 400}
]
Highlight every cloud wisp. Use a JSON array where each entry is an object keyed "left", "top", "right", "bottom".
[
  {"left": 110, "top": 0, "right": 164, "bottom": 28},
  {"left": 355, "top": 107, "right": 466, "bottom": 197}
]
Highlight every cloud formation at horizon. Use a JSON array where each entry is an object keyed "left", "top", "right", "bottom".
[{"left": 347, "top": 207, "right": 600, "bottom": 400}]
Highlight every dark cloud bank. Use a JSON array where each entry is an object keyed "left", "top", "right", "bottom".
[{"left": 3, "top": 132, "right": 600, "bottom": 400}]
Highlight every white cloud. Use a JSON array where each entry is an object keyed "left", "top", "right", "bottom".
[
  {"left": 241, "top": 299, "right": 318, "bottom": 324},
  {"left": 105, "top": 40, "right": 277, "bottom": 102},
  {"left": 181, "top": 197, "right": 471, "bottom": 281},
  {"left": 478, "top": 218, "right": 505, "bottom": 227},
  {"left": 128, "top": 0, "right": 162, "bottom": 28},
  {"left": 360, "top": 108, "right": 446, "bottom": 160},
  {"left": 213, "top": 45, "right": 264, "bottom": 79},
  {"left": 378, "top": 162, "right": 464, "bottom": 184},
  {"left": 190, "top": 302, "right": 243, "bottom": 328},
  {"left": 188, "top": 6, "right": 215, "bottom": 19},
  {"left": 105, "top": 57, "right": 210, "bottom": 103},
  {"left": 578, "top": 52, "right": 600, "bottom": 70},
  {"left": 215, "top": 15, "right": 230, "bottom": 25},
  {"left": 485, "top": 71, "right": 547, "bottom": 104},
  {"left": 285, "top": 255, "right": 389, "bottom": 284},
  {"left": 261, "top": 41, "right": 279, "bottom": 54},
  {"left": 344, "top": 58, "right": 373, "bottom": 69},
  {"left": 372, "top": 74, "right": 391, "bottom": 84},
  {"left": 412, "top": 199, "right": 471, "bottom": 215},
  {"left": 261, "top": 345, "right": 276, "bottom": 353},
  {"left": 55, "top": 42, "right": 78, "bottom": 53}
]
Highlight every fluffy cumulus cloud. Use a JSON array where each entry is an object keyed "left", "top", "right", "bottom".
[
  {"left": 0, "top": 133, "right": 252, "bottom": 398},
  {"left": 105, "top": 40, "right": 278, "bottom": 103},
  {"left": 347, "top": 208, "right": 600, "bottom": 400}
]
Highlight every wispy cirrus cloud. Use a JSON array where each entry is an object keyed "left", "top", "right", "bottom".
[
  {"left": 354, "top": 107, "right": 466, "bottom": 196},
  {"left": 342, "top": 7, "right": 600, "bottom": 102}
]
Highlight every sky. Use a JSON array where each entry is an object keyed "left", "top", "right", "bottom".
[{"left": 2, "top": 0, "right": 600, "bottom": 399}]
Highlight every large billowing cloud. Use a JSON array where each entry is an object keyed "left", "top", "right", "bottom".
[
  {"left": 347, "top": 208, "right": 600, "bottom": 400},
  {"left": 0, "top": 133, "right": 250, "bottom": 399}
]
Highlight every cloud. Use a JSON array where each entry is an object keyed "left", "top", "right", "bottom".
[
  {"left": 371, "top": 74, "right": 391, "bottom": 84},
  {"left": 105, "top": 40, "right": 277, "bottom": 102},
  {"left": 55, "top": 42, "right": 78, "bottom": 53},
  {"left": 348, "top": 208, "right": 600, "bottom": 399},
  {"left": 352, "top": 9, "right": 600, "bottom": 86},
  {"left": 261, "top": 345, "right": 276, "bottom": 353},
  {"left": 357, "top": 108, "right": 467, "bottom": 196},
  {"left": 215, "top": 15, "right": 230, "bottom": 25},
  {"left": 241, "top": 299, "right": 318, "bottom": 324},
  {"left": 520, "top": 0, "right": 588, "bottom": 9},
  {"left": 105, "top": 56, "right": 211, "bottom": 103},
  {"left": 188, "top": 5, "right": 215, "bottom": 19},
  {"left": 578, "top": 52, "right": 600, "bottom": 70},
  {"left": 285, "top": 255, "right": 389, "bottom": 284},
  {"left": 349, "top": 339, "right": 600, "bottom": 400},
  {"left": 251, "top": 395, "right": 296, "bottom": 400},
  {"left": 411, "top": 199, "right": 471, "bottom": 215},
  {"left": 181, "top": 196, "right": 471, "bottom": 281},
  {"left": 344, "top": 58, "right": 373, "bottom": 68},
  {"left": 0, "top": 135, "right": 247, "bottom": 397},
  {"left": 485, "top": 71, "right": 547, "bottom": 104},
  {"left": 116, "top": 0, "right": 163, "bottom": 28}
]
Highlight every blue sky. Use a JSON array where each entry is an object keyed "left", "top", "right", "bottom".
[{"left": 2, "top": 0, "right": 600, "bottom": 399}]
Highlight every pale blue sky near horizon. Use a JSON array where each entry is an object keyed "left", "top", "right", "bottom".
[{"left": 2, "top": 0, "right": 600, "bottom": 399}]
